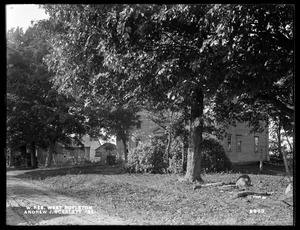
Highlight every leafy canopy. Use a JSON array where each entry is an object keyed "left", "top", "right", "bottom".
[
  {"left": 7, "top": 22, "right": 86, "bottom": 150},
  {"left": 42, "top": 4, "right": 294, "bottom": 133}
]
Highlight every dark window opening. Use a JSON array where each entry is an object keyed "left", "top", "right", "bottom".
[{"left": 227, "top": 134, "right": 232, "bottom": 151}]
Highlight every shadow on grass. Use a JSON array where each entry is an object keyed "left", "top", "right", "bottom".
[
  {"left": 232, "top": 162, "right": 287, "bottom": 176},
  {"left": 6, "top": 167, "right": 36, "bottom": 172},
  {"left": 14, "top": 163, "right": 125, "bottom": 180},
  {"left": 12, "top": 161, "right": 288, "bottom": 181}
]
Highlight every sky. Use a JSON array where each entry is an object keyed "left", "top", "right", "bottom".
[{"left": 6, "top": 4, "right": 49, "bottom": 31}]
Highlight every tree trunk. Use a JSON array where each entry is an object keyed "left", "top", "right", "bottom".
[
  {"left": 122, "top": 138, "right": 128, "bottom": 162},
  {"left": 181, "top": 132, "right": 188, "bottom": 172},
  {"left": 284, "top": 130, "right": 293, "bottom": 153},
  {"left": 165, "top": 127, "right": 172, "bottom": 163},
  {"left": 277, "top": 124, "right": 283, "bottom": 161},
  {"left": 9, "top": 149, "right": 15, "bottom": 167},
  {"left": 30, "top": 141, "right": 37, "bottom": 169},
  {"left": 277, "top": 120, "right": 292, "bottom": 182},
  {"left": 282, "top": 148, "right": 292, "bottom": 183},
  {"left": 45, "top": 143, "right": 55, "bottom": 167},
  {"left": 292, "top": 125, "right": 295, "bottom": 181},
  {"left": 20, "top": 145, "right": 29, "bottom": 167},
  {"left": 184, "top": 119, "right": 204, "bottom": 182},
  {"left": 184, "top": 88, "right": 204, "bottom": 183},
  {"left": 283, "top": 129, "right": 293, "bottom": 177}
]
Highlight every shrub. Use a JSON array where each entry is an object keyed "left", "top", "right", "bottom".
[
  {"left": 14, "top": 155, "right": 22, "bottom": 167},
  {"left": 115, "top": 158, "right": 124, "bottom": 165},
  {"left": 201, "top": 137, "right": 232, "bottom": 173},
  {"left": 106, "top": 154, "right": 116, "bottom": 165},
  {"left": 167, "top": 138, "right": 184, "bottom": 174},
  {"left": 84, "top": 159, "right": 91, "bottom": 164},
  {"left": 125, "top": 136, "right": 231, "bottom": 174},
  {"left": 125, "top": 137, "right": 167, "bottom": 173},
  {"left": 166, "top": 136, "right": 231, "bottom": 174},
  {"left": 14, "top": 154, "right": 31, "bottom": 168},
  {"left": 269, "top": 155, "right": 284, "bottom": 164}
]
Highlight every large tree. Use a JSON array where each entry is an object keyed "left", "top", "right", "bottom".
[
  {"left": 7, "top": 22, "right": 86, "bottom": 168},
  {"left": 43, "top": 4, "right": 222, "bottom": 182},
  {"left": 83, "top": 95, "right": 141, "bottom": 162},
  {"left": 211, "top": 5, "right": 294, "bottom": 178},
  {"left": 212, "top": 4, "right": 294, "bottom": 132},
  {"left": 42, "top": 4, "right": 294, "bottom": 182},
  {"left": 7, "top": 26, "right": 50, "bottom": 168}
]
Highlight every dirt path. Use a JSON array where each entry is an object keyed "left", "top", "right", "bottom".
[{"left": 6, "top": 169, "right": 129, "bottom": 225}]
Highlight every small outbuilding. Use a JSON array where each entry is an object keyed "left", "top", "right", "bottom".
[{"left": 95, "top": 143, "right": 117, "bottom": 165}]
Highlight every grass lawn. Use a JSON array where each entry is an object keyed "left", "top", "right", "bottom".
[{"left": 14, "top": 163, "right": 294, "bottom": 225}]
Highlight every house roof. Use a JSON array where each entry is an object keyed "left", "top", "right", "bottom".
[{"left": 95, "top": 143, "right": 116, "bottom": 151}]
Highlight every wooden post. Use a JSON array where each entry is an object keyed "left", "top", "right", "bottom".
[
  {"left": 181, "top": 133, "right": 188, "bottom": 172},
  {"left": 259, "top": 148, "right": 263, "bottom": 174}
]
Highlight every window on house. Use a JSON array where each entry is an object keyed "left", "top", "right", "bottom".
[
  {"left": 227, "top": 134, "right": 232, "bottom": 151},
  {"left": 236, "top": 135, "right": 242, "bottom": 152},
  {"left": 254, "top": 136, "right": 259, "bottom": 153}
]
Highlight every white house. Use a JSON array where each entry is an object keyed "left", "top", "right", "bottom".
[{"left": 80, "top": 135, "right": 101, "bottom": 163}]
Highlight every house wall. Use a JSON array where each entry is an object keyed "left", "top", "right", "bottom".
[
  {"left": 37, "top": 147, "right": 89, "bottom": 165},
  {"left": 36, "top": 134, "right": 99, "bottom": 165},
  {"left": 116, "top": 111, "right": 269, "bottom": 164},
  {"left": 223, "top": 122, "right": 269, "bottom": 163},
  {"left": 81, "top": 135, "right": 100, "bottom": 162}
]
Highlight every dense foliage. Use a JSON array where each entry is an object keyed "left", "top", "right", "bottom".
[
  {"left": 125, "top": 137, "right": 167, "bottom": 173},
  {"left": 41, "top": 4, "right": 294, "bottom": 181},
  {"left": 106, "top": 154, "right": 117, "bottom": 165},
  {"left": 6, "top": 23, "right": 86, "bottom": 167},
  {"left": 125, "top": 135, "right": 231, "bottom": 174},
  {"left": 167, "top": 138, "right": 185, "bottom": 174},
  {"left": 42, "top": 4, "right": 293, "bottom": 129},
  {"left": 201, "top": 138, "right": 232, "bottom": 173},
  {"left": 83, "top": 95, "right": 141, "bottom": 162}
]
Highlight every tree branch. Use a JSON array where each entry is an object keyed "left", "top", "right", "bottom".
[{"left": 256, "top": 93, "right": 294, "bottom": 120}]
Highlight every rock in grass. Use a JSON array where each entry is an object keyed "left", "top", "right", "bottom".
[
  {"left": 193, "top": 184, "right": 201, "bottom": 190},
  {"left": 236, "top": 174, "right": 252, "bottom": 188}
]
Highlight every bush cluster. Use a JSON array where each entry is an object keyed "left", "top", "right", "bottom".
[
  {"left": 125, "top": 137, "right": 167, "bottom": 173},
  {"left": 201, "top": 137, "right": 232, "bottom": 173},
  {"left": 167, "top": 138, "right": 184, "bottom": 174},
  {"left": 14, "top": 154, "right": 31, "bottom": 168},
  {"left": 125, "top": 136, "right": 231, "bottom": 174},
  {"left": 106, "top": 154, "right": 117, "bottom": 165}
]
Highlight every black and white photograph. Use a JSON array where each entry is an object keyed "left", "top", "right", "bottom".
[{"left": 6, "top": 4, "right": 294, "bottom": 225}]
